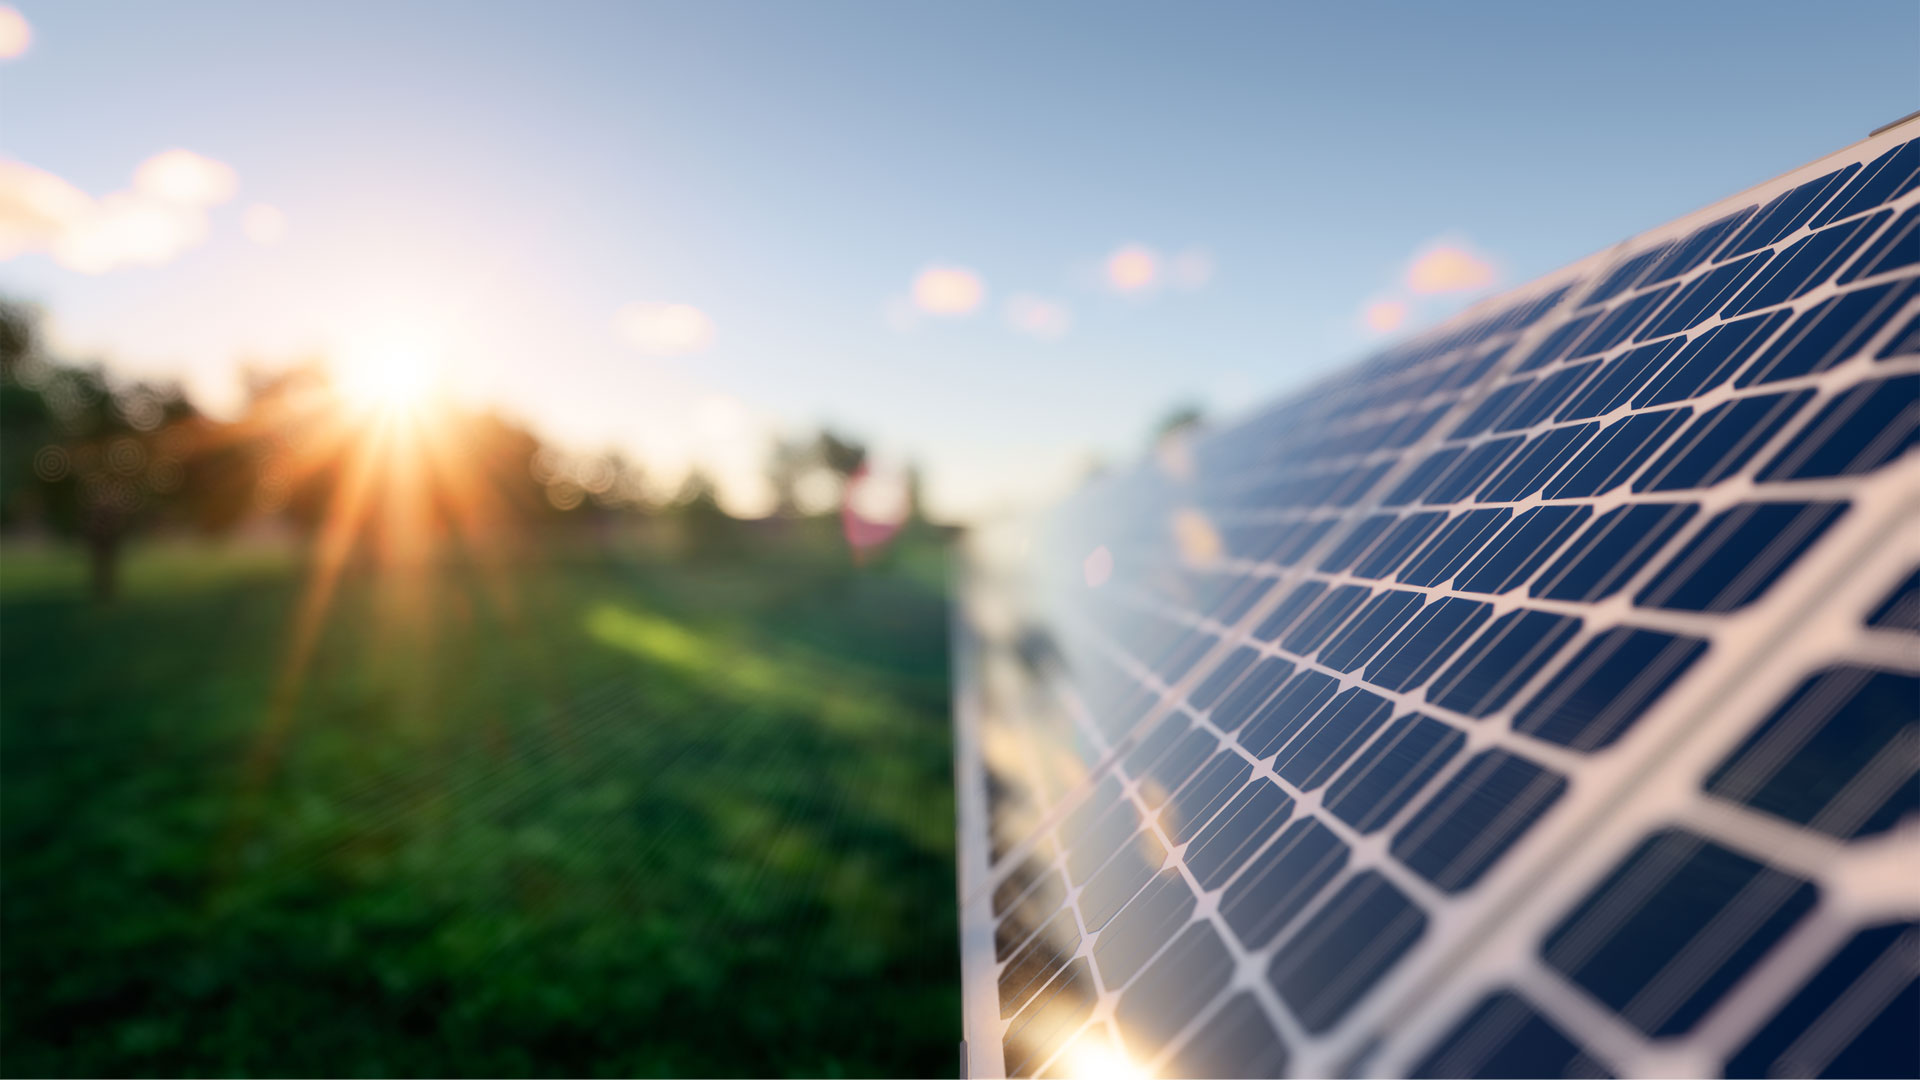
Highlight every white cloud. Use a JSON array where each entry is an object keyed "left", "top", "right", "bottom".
[
  {"left": 614, "top": 301, "right": 715, "bottom": 355},
  {"left": 134, "top": 149, "right": 237, "bottom": 205},
  {"left": 0, "top": 149, "right": 239, "bottom": 274}
]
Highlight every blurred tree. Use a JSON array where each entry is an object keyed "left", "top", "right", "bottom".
[
  {"left": 765, "top": 436, "right": 813, "bottom": 517},
  {"left": 903, "top": 462, "right": 926, "bottom": 525},
  {"left": 1152, "top": 402, "right": 1207, "bottom": 442},
  {"left": 0, "top": 300, "right": 200, "bottom": 600},
  {"left": 235, "top": 364, "right": 337, "bottom": 535},
  {"left": 765, "top": 429, "right": 869, "bottom": 518},
  {"left": 0, "top": 299, "right": 52, "bottom": 534},
  {"left": 670, "top": 468, "right": 742, "bottom": 558},
  {"left": 814, "top": 429, "right": 867, "bottom": 479}
]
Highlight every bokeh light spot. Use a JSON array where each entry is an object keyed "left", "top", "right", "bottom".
[
  {"left": 1407, "top": 242, "right": 1496, "bottom": 294},
  {"left": 1364, "top": 297, "right": 1408, "bottom": 333},
  {"left": 1172, "top": 508, "right": 1221, "bottom": 568},
  {"left": 911, "top": 265, "right": 984, "bottom": 316},
  {"left": 1105, "top": 244, "right": 1158, "bottom": 293},
  {"left": 0, "top": 6, "right": 30, "bottom": 60}
]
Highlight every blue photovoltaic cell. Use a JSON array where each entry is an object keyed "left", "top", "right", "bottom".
[
  {"left": 1511, "top": 626, "right": 1709, "bottom": 751},
  {"left": 1640, "top": 206, "right": 1757, "bottom": 284},
  {"left": 1514, "top": 312, "right": 1601, "bottom": 373},
  {"left": 1114, "top": 922, "right": 1236, "bottom": 1060},
  {"left": 1206, "top": 656, "right": 1295, "bottom": 730},
  {"left": 1186, "top": 778, "right": 1295, "bottom": 892},
  {"left": 1323, "top": 712, "right": 1464, "bottom": 833},
  {"left": 1364, "top": 597, "right": 1495, "bottom": 691},
  {"left": 1241, "top": 669, "right": 1342, "bottom": 758},
  {"left": 1541, "top": 407, "right": 1693, "bottom": 498},
  {"left": 1219, "top": 817, "right": 1347, "bottom": 948},
  {"left": 1638, "top": 250, "right": 1773, "bottom": 339},
  {"left": 1723, "top": 210, "right": 1892, "bottom": 315},
  {"left": 1635, "top": 500, "right": 1848, "bottom": 613},
  {"left": 1838, "top": 201, "right": 1919, "bottom": 282},
  {"left": 1726, "top": 922, "right": 1920, "bottom": 1080},
  {"left": 1159, "top": 751, "right": 1253, "bottom": 843},
  {"left": 1000, "top": 910, "right": 1081, "bottom": 1019},
  {"left": 1093, "top": 872, "right": 1196, "bottom": 990},
  {"left": 1391, "top": 749, "right": 1567, "bottom": 891},
  {"left": 1735, "top": 277, "right": 1920, "bottom": 385},
  {"left": 1455, "top": 507, "right": 1593, "bottom": 593},
  {"left": 1704, "top": 666, "right": 1919, "bottom": 840},
  {"left": 1273, "top": 687, "right": 1395, "bottom": 789},
  {"left": 1756, "top": 373, "right": 1919, "bottom": 480},
  {"left": 1866, "top": 567, "right": 1920, "bottom": 632},
  {"left": 964, "top": 126, "right": 1920, "bottom": 1080},
  {"left": 1531, "top": 502, "right": 1699, "bottom": 603},
  {"left": 1353, "top": 511, "right": 1450, "bottom": 578},
  {"left": 1413, "top": 992, "right": 1613, "bottom": 1079},
  {"left": 1268, "top": 872, "right": 1427, "bottom": 1033},
  {"left": 1880, "top": 308, "right": 1920, "bottom": 357},
  {"left": 1163, "top": 992, "right": 1293, "bottom": 1079},
  {"left": 1632, "top": 309, "right": 1792, "bottom": 407},
  {"left": 1318, "top": 594, "right": 1424, "bottom": 672},
  {"left": 1721, "top": 164, "right": 1861, "bottom": 257},
  {"left": 1543, "top": 830, "right": 1817, "bottom": 1037},
  {"left": 1634, "top": 390, "right": 1814, "bottom": 491},
  {"left": 1426, "top": 608, "right": 1582, "bottom": 718},
  {"left": 1475, "top": 424, "right": 1601, "bottom": 503},
  {"left": 1811, "top": 138, "right": 1920, "bottom": 226},
  {"left": 1584, "top": 245, "right": 1670, "bottom": 308},
  {"left": 1557, "top": 337, "right": 1689, "bottom": 419},
  {"left": 1002, "top": 956, "right": 1095, "bottom": 1078},
  {"left": 1186, "top": 645, "right": 1257, "bottom": 710}
]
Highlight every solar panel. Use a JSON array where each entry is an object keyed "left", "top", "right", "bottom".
[{"left": 953, "top": 117, "right": 1920, "bottom": 1080}]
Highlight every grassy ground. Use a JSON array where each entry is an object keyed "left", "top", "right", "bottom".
[{"left": 0, "top": 538, "right": 959, "bottom": 1077}]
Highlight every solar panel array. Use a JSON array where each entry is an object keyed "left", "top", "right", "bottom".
[{"left": 953, "top": 120, "right": 1920, "bottom": 1079}]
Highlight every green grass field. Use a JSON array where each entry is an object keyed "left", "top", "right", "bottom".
[{"left": 0, "top": 539, "right": 959, "bottom": 1077}]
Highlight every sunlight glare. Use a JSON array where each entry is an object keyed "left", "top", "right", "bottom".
[
  {"left": 337, "top": 322, "right": 447, "bottom": 413},
  {"left": 1063, "top": 1033, "right": 1149, "bottom": 1080}
]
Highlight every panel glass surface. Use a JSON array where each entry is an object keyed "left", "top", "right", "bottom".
[{"left": 954, "top": 121, "right": 1920, "bottom": 1079}]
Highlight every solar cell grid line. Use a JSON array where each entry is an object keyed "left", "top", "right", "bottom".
[{"left": 955, "top": 120, "right": 1920, "bottom": 1079}]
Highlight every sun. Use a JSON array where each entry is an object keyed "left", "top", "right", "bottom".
[{"left": 335, "top": 322, "right": 447, "bottom": 414}]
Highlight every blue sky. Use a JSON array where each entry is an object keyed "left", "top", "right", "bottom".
[{"left": 2, "top": 1, "right": 1915, "bottom": 518}]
